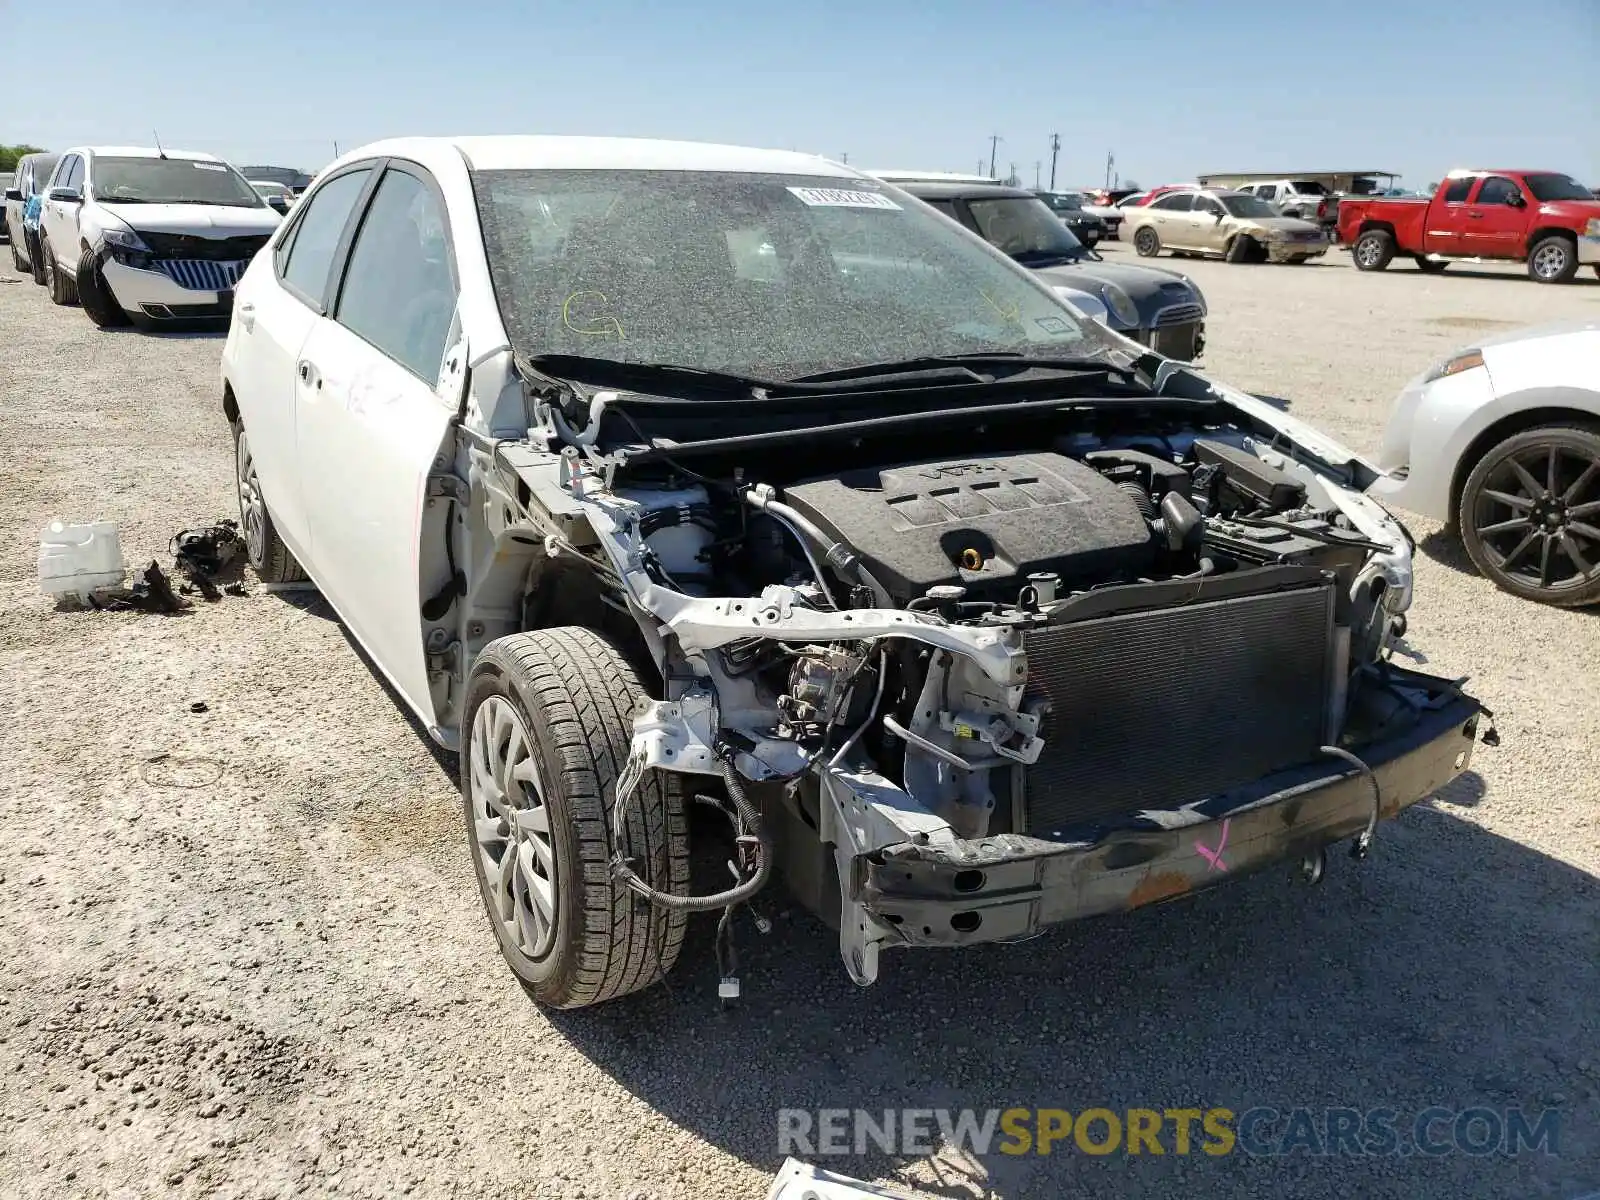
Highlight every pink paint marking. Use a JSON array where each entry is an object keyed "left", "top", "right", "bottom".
[{"left": 1195, "top": 819, "right": 1231, "bottom": 873}]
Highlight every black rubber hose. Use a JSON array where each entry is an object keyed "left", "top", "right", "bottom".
[
  {"left": 616, "top": 759, "right": 773, "bottom": 912},
  {"left": 1320, "top": 744, "right": 1380, "bottom": 857}
]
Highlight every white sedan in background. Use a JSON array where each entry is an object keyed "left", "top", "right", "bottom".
[{"left": 1371, "top": 319, "right": 1600, "bottom": 606}]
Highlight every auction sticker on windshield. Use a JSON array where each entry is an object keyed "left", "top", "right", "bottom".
[{"left": 787, "top": 187, "right": 901, "bottom": 210}]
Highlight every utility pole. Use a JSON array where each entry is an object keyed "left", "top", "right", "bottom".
[
  {"left": 1008, "top": 162, "right": 1018, "bottom": 187},
  {"left": 840, "top": 151, "right": 848, "bottom": 163},
  {"left": 1034, "top": 161, "right": 1041, "bottom": 188},
  {"left": 1104, "top": 150, "right": 1114, "bottom": 190},
  {"left": 1049, "top": 133, "right": 1061, "bottom": 191},
  {"left": 987, "top": 134, "right": 1002, "bottom": 179},
  {"left": 977, "top": 158, "right": 985, "bottom": 175}
]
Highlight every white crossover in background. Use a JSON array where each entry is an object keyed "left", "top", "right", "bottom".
[{"left": 36, "top": 145, "right": 280, "bottom": 329}]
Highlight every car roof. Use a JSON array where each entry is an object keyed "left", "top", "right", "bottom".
[
  {"left": 334, "top": 135, "right": 854, "bottom": 177},
  {"left": 897, "top": 180, "right": 1037, "bottom": 201},
  {"left": 65, "top": 145, "right": 227, "bottom": 163}
]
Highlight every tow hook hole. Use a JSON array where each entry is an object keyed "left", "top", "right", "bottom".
[
  {"left": 952, "top": 870, "right": 986, "bottom": 893},
  {"left": 950, "top": 911, "right": 982, "bottom": 933}
]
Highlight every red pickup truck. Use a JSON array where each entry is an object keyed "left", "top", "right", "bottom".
[{"left": 1338, "top": 170, "right": 1600, "bottom": 283}]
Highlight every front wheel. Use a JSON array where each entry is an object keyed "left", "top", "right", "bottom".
[
  {"left": 1458, "top": 424, "right": 1600, "bottom": 607},
  {"left": 76, "top": 248, "right": 129, "bottom": 328},
  {"left": 1132, "top": 226, "right": 1161, "bottom": 257},
  {"left": 43, "top": 237, "right": 78, "bottom": 305},
  {"left": 1352, "top": 229, "right": 1395, "bottom": 271},
  {"left": 8, "top": 231, "right": 22, "bottom": 272},
  {"left": 27, "top": 231, "right": 47, "bottom": 285},
  {"left": 234, "top": 422, "right": 308, "bottom": 584},
  {"left": 462, "top": 629, "right": 690, "bottom": 1009},
  {"left": 1527, "top": 235, "right": 1578, "bottom": 284}
]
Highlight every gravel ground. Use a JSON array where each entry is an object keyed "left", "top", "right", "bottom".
[{"left": 1, "top": 247, "right": 1597, "bottom": 1200}]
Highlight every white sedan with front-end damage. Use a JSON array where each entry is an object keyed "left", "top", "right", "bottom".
[{"left": 220, "top": 135, "right": 1485, "bottom": 1010}]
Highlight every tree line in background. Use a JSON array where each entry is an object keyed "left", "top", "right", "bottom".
[{"left": 0, "top": 144, "right": 48, "bottom": 171}]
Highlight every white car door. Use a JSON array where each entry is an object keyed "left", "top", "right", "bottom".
[
  {"left": 293, "top": 162, "right": 461, "bottom": 726},
  {"left": 41, "top": 153, "right": 82, "bottom": 257},
  {"left": 228, "top": 164, "right": 378, "bottom": 558}
]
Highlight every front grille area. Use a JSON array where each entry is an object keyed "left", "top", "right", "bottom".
[
  {"left": 1153, "top": 302, "right": 1205, "bottom": 327},
  {"left": 155, "top": 259, "right": 247, "bottom": 291},
  {"left": 1022, "top": 582, "right": 1334, "bottom": 837},
  {"left": 136, "top": 231, "right": 269, "bottom": 261}
]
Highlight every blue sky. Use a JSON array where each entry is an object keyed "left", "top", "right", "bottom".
[{"left": 9, "top": 0, "right": 1597, "bottom": 189}]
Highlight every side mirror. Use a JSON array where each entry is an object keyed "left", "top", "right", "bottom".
[
  {"left": 3, "top": 188, "right": 21, "bottom": 202},
  {"left": 267, "top": 196, "right": 289, "bottom": 214},
  {"left": 1506, "top": 192, "right": 1526, "bottom": 208},
  {"left": 47, "top": 187, "right": 82, "bottom": 204}
]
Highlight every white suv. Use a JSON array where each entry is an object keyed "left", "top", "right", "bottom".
[{"left": 37, "top": 146, "right": 281, "bottom": 329}]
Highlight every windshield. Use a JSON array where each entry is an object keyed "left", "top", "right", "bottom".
[
  {"left": 473, "top": 171, "right": 1109, "bottom": 380},
  {"left": 1220, "top": 193, "right": 1281, "bottom": 219},
  {"left": 1037, "top": 192, "right": 1085, "bottom": 212},
  {"left": 91, "top": 157, "right": 263, "bottom": 207},
  {"left": 966, "top": 196, "right": 1086, "bottom": 262},
  {"left": 251, "top": 181, "right": 289, "bottom": 198},
  {"left": 1523, "top": 173, "right": 1593, "bottom": 202}
]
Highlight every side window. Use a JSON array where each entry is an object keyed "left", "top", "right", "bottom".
[
  {"left": 1476, "top": 176, "right": 1522, "bottom": 206},
  {"left": 51, "top": 156, "right": 77, "bottom": 191},
  {"left": 924, "top": 199, "right": 960, "bottom": 220},
  {"left": 1195, "top": 196, "right": 1225, "bottom": 217},
  {"left": 1442, "top": 177, "right": 1474, "bottom": 204},
  {"left": 335, "top": 168, "right": 458, "bottom": 381},
  {"left": 279, "top": 168, "right": 371, "bottom": 305},
  {"left": 1151, "top": 193, "right": 1193, "bottom": 212},
  {"left": 1256, "top": 184, "right": 1277, "bottom": 200},
  {"left": 66, "top": 157, "right": 85, "bottom": 190}
]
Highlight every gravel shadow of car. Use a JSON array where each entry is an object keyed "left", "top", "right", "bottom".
[
  {"left": 550, "top": 801, "right": 1599, "bottom": 1198},
  {"left": 1420, "top": 529, "right": 1600, "bottom": 616}
]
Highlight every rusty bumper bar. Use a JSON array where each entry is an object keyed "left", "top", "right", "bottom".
[{"left": 859, "top": 677, "right": 1481, "bottom": 947}]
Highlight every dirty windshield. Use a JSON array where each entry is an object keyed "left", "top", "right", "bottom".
[
  {"left": 472, "top": 170, "right": 1109, "bottom": 380},
  {"left": 91, "top": 157, "right": 264, "bottom": 207}
]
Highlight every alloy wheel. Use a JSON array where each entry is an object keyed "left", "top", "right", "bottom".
[
  {"left": 235, "top": 429, "right": 268, "bottom": 564},
  {"left": 1470, "top": 442, "right": 1600, "bottom": 595},
  {"left": 1530, "top": 241, "right": 1568, "bottom": 281},
  {"left": 468, "top": 695, "right": 559, "bottom": 961},
  {"left": 1355, "top": 236, "right": 1382, "bottom": 268}
]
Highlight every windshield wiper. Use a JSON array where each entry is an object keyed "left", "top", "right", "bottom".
[
  {"left": 785, "top": 352, "right": 1141, "bottom": 387},
  {"left": 524, "top": 353, "right": 782, "bottom": 396}
]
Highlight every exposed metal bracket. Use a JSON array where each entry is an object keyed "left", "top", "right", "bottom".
[{"left": 426, "top": 473, "right": 470, "bottom": 505}]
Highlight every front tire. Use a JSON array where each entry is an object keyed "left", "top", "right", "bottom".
[
  {"left": 1132, "top": 226, "right": 1161, "bottom": 257},
  {"left": 27, "top": 231, "right": 47, "bottom": 285},
  {"left": 234, "top": 422, "right": 308, "bottom": 584},
  {"left": 462, "top": 629, "right": 690, "bottom": 1009},
  {"left": 8, "top": 231, "right": 22, "bottom": 272},
  {"left": 1352, "top": 229, "right": 1395, "bottom": 271},
  {"left": 76, "top": 248, "right": 129, "bottom": 327},
  {"left": 1458, "top": 424, "right": 1600, "bottom": 607},
  {"left": 1225, "top": 235, "right": 1257, "bottom": 263},
  {"left": 44, "top": 237, "right": 78, "bottom": 305},
  {"left": 1527, "top": 235, "right": 1578, "bottom": 284}
]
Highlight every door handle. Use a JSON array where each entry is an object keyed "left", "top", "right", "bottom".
[
  {"left": 237, "top": 302, "right": 256, "bottom": 331},
  {"left": 297, "top": 359, "right": 322, "bottom": 390},
  {"left": 1467, "top": 212, "right": 1484, "bottom": 219}
]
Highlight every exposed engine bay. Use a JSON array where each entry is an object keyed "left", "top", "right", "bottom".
[{"left": 452, "top": 365, "right": 1481, "bottom": 992}]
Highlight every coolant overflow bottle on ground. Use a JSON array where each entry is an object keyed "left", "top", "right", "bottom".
[{"left": 38, "top": 519, "right": 126, "bottom": 604}]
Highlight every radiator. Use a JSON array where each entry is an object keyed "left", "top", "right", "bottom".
[{"left": 1022, "top": 581, "right": 1335, "bottom": 837}]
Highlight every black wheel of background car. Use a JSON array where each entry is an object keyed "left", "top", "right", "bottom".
[
  {"left": 8, "top": 232, "right": 22, "bottom": 271},
  {"left": 75, "top": 248, "right": 129, "bottom": 328},
  {"left": 1133, "top": 227, "right": 1161, "bottom": 257},
  {"left": 43, "top": 237, "right": 78, "bottom": 305},
  {"left": 1414, "top": 256, "right": 1449, "bottom": 273},
  {"left": 1527, "top": 235, "right": 1578, "bottom": 284},
  {"left": 1224, "top": 235, "right": 1257, "bottom": 264},
  {"left": 461, "top": 628, "right": 690, "bottom": 1009},
  {"left": 233, "top": 422, "right": 308, "bottom": 584},
  {"left": 1458, "top": 425, "right": 1600, "bottom": 607},
  {"left": 27, "top": 231, "right": 46, "bottom": 285},
  {"left": 1352, "top": 229, "right": 1395, "bottom": 272}
]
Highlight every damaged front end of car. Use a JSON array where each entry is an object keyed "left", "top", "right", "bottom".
[{"left": 449, "top": 353, "right": 1485, "bottom": 988}]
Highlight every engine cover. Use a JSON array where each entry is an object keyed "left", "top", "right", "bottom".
[{"left": 781, "top": 452, "right": 1155, "bottom": 603}]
